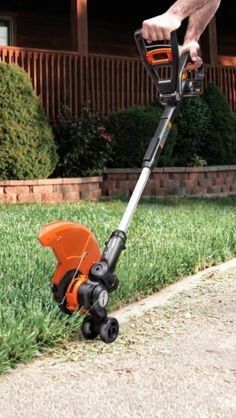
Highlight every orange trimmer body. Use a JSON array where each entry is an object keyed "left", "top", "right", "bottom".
[{"left": 39, "top": 221, "right": 101, "bottom": 284}]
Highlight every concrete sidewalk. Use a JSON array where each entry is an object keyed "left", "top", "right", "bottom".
[{"left": 0, "top": 260, "right": 236, "bottom": 418}]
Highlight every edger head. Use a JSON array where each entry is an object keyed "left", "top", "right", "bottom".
[
  {"left": 39, "top": 221, "right": 101, "bottom": 314},
  {"left": 39, "top": 221, "right": 121, "bottom": 343}
]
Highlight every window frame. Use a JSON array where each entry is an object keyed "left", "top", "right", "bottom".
[{"left": 0, "top": 13, "right": 16, "bottom": 46}]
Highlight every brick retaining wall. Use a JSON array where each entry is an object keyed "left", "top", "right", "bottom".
[
  {"left": 102, "top": 166, "right": 236, "bottom": 198},
  {"left": 1, "top": 166, "right": 236, "bottom": 203},
  {"left": 0, "top": 177, "right": 102, "bottom": 203}
]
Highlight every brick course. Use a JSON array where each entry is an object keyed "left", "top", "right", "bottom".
[
  {"left": 0, "top": 177, "right": 102, "bottom": 203},
  {"left": 1, "top": 167, "right": 236, "bottom": 204},
  {"left": 102, "top": 166, "right": 236, "bottom": 198}
]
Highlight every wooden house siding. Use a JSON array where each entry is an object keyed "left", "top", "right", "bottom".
[{"left": 17, "top": 12, "right": 71, "bottom": 51}]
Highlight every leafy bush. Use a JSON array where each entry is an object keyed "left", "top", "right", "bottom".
[
  {"left": 104, "top": 83, "right": 236, "bottom": 169},
  {"left": 201, "top": 83, "right": 236, "bottom": 165},
  {"left": 104, "top": 105, "right": 177, "bottom": 168},
  {"left": 173, "top": 96, "right": 210, "bottom": 166},
  {"left": 0, "top": 63, "right": 57, "bottom": 180},
  {"left": 52, "top": 106, "right": 112, "bottom": 177}
]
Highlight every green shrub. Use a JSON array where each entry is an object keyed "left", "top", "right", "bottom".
[
  {"left": 0, "top": 63, "right": 57, "bottom": 180},
  {"left": 173, "top": 96, "right": 210, "bottom": 166},
  {"left": 104, "top": 84, "right": 236, "bottom": 169},
  {"left": 201, "top": 83, "right": 236, "bottom": 164},
  {"left": 104, "top": 105, "right": 177, "bottom": 168},
  {"left": 52, "top": 106, "right": 112, "bottom": 177}
]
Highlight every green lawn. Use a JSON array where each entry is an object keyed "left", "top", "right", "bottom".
[{"left": 0, "top": 196, "right": 236, "bottom": 372}]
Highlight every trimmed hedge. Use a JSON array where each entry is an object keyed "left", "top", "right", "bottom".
[
  {"left": 201, "top": 83, "right": 236, "bottom": 165},
  {"left": 173, "top": 95, "right": 210, "bottom": 166},
  {"left": 104, "top": 83, "right": 236, "bottom": 168},
  {"left": 104, "top": 104, "right": 177, "bottom": 168},
  {"left": 0, "top": 63, "right": 57, "bottom": 180}
]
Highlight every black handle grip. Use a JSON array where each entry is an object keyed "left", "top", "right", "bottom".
[
  {"left": 134, "top": 29, "right": 179, "bottom": 61},
  {"left": 134, "top": 28, "right": 192, "bottom": 101}
]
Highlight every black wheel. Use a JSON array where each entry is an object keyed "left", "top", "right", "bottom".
[
  {"left": 81, "top": 316, "right": 99, "bottom": 340},
  {"left": 99, "top": 317, "right": 119, "bottom": 344}
]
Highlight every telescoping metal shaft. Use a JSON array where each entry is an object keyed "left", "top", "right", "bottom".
[{"left": 118, "top": 105, "right": 176, "bottom": 233}]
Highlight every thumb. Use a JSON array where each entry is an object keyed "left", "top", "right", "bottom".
[
  {"left": 180, "top": 40, "right": 199, "bottom": 55},
  {"left": 189, "top": 47, "right": 202, "bottom": 70},
  {"left": 181, "top": 41, "right": 202, "bottom": 70},
  {"left": 189, "top": 49, "right": 199, "bottom": 62}
]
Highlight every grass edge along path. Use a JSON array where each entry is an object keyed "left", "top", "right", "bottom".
[{"left": 0, "top": 196, "right": 236, "bottom": 373}]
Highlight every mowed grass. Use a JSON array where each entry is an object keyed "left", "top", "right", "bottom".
[{"left": 0, "top": 196, "right": 236, "bottom": 372}]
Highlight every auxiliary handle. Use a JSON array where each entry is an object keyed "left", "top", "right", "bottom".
[{"left": 134, "top": 29, "right": 189, "bottom": 104}]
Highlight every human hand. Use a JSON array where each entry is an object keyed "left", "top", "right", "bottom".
[
  {"left": 180, "top": 40, "right": 203, "bottom": 70},
  {"left": 142, "top": 12, "right": 181, "bottom": 42}
]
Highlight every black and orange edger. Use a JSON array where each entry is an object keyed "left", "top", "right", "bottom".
[{"left": 39, "top": 30, "right": 204, "bottom": 343}]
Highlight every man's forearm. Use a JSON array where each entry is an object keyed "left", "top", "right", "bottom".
[
  {"left": 168, "top": 0, "right": 221, "bottom": 22},
  {"left": 184, "top": 1, "right": 221, "bottom": 42},
  {"left": 142, "top": 0, "right": 222, "bottom": 69}
]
